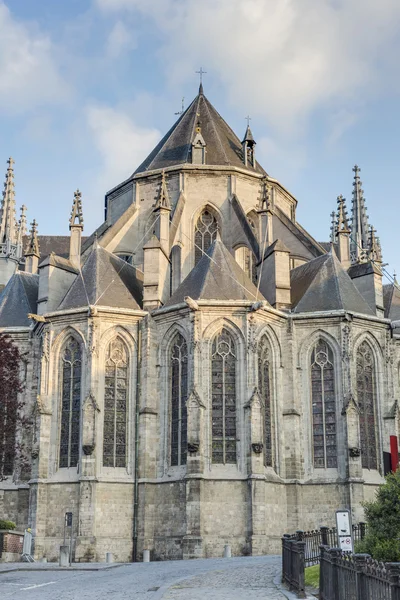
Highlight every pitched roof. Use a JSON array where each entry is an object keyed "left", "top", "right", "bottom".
[
  {"left": 164, "top": 236, "right": 267, "bottom": 307},
  {"left": 0, "top": 272, "right": 39, "bottom": 327},
  {"left": 22, "top": 235, "right": 88, "bottom": 259},
  {"left": 290, "top": 251, "right": 374, "bottom": 315},
  {"left": 134, "top": 88, "right": 267, "bottom": 176},
  {"left": 58, "top": 244, "right": 143, "bottom": 311},
  {"left": 383, "top": 282, "right": 400, "bottom": 321},
  {"left": 39, "top": 253, "right": 79, "bottom": 274}
]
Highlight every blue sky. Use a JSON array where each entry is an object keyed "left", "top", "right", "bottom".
[{"left": 0, "top": 0, "right": 399, "bottom": 277}]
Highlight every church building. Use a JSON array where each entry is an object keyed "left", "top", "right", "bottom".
[{"left": 0, "top": 84, "right": 399, "bottom": 562}]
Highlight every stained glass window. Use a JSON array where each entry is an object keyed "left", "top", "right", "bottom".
[
  {"left": 258, "top": 336, "right": 273, "bottom": 467},
  {"left": 212, "top": 329, "right": 236, "bottom": 464},
  {"left": 103, "top": 337, "right": 128, "bottom": 468},
  {"left": 170, "top": 333, "right": 188, "bottom": 466},
  {"left": 311, "top": 340, "right": 337, "bottom": 469},
  {"left": 59, "top": 337, "right": 82, "bottom": 468},
  {"left": 194, "top": 209, "right": 218, "bottom": 265},
  {"left": 0, "top": 392, "right": 17, "bottom": 476},
  {"left": 356, "top": 341, "right": 377, "bottom": 470}
]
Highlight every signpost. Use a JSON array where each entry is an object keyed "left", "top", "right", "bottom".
[{"left": 336, "top": 509, "right": 353, "bottom": 553}]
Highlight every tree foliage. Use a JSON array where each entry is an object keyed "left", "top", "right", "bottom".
[
  {"left": 356, "top": 469, "right": 400, "bottom": 561},
  {"left": 0, "top": 334, "right": 23, "bottom": 481}
]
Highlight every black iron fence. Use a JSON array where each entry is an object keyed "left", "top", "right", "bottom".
[
  {"left": 287, "top": 523, "right": 367, "bottom": 566},
  {"left": 320, "top": 546, "right": 400, "bottom": 600},
  {"left": 282, "top": 535, "right": 306, "bottom": 598}
]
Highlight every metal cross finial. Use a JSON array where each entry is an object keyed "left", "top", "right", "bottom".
[
  {"left": 174, "top": 97, "right": 185, "bottom": 116},
  {"left": 196, "top": 67, "right": 207, "bottom": 84},
  {"left": 245, "top": 115, "right": 252, "bottom": 127}
]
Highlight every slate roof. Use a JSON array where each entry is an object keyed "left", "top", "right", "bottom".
[
  {"left": 22, "top": 236, "right": 88, "bottom": 259},
  {"left": 0, "top": 272, "right": 39, "bottom": 327},
  {"left": 39, "top": 254, "right": 79, "bottom": 274},
  {"left": 134, "top": 87, "right": 267, "bottom": 176},
  {"left": 164, "top": 236, "right": 267, "bottom": 307},
  {"left": 58, "top": 244, "right": 143, "bottom": 311},
  {"left": 290, "top": 251, "right": 374, "bottom": 315},
  {"left": 383, "top": 282, "right": 400, "bottom": 321}
]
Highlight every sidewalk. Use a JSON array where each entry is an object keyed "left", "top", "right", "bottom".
[{"left": 0, "top": 561, "right": 124, "bottom": 574}]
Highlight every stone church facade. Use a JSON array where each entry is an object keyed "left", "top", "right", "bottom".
[{"left": 0, "top": 85, "right": 399, "bottom": 562}]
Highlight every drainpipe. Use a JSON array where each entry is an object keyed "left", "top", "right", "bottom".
[{"left": 132, "top": 321, "right": 142, "bottom": 562}]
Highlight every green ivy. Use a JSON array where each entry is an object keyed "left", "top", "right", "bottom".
[{"left": 0, "top": 519, "right": 16, "bottom": 530}]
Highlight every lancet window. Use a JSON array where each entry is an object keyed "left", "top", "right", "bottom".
[
  {"left": 59, "top": 337, "right": 82, "bottom": 468},
  {"left": 356, "top": 341, "right": 378, "bottom": 470},
  {"left": 194, "top": 209, "right": 218, "bottom": 265},
  {"left": 211, "top": 328, "right": 236, "bottom": 464},
  {"left": 0, "top": 394, "right": 17, "bottom": 477},
  {"left": 311, "top": 340, "right": 337, "bottom": 469},
  {"left": 170, "top": 332, "right": 188, "bottom": 466},
  {"left": 103, "top": 337, "right": 128, "bottom": 468},
  {"left": 258, "top": 336, "right": 273, "bottom": 467}
]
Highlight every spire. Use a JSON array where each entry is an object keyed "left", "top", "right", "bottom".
[
  {"left": 199, "top": 81, "right": 204, "bottom": 95},
  {"left": 242, "top": 117, "right": 256, "bottom": 168},
  {"left": 330, "top": 211, "right": 337, "bottom": 244},
  {"left": 242, "top": 124, "right": 255, "bottom": 145},
  {"left": 368, "top": 225, "right": 382, "bottom": 263},
  {"left": 25, "top": 220, "right": 40, "bottom": 257},
  {"left": 336, "top": 195, "right": 350, "bottom": 235},
  {"left": 0, "top": 157, "right": 18, "bottom": 247},
  {"left": 16, "top": 205, "right": 27, "bottom": 259},
  {"left": 350, "top": 165, "right": 370, "bottom": 263},
  {"left": 70, "top": 189, "right": 84, "bottom": 229},
  {"left": 154, "top": 170, "right": 171, "bottom": 211}
]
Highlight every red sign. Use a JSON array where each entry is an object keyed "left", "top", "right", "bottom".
[{"left": 390, "top": 436, "right": 399, "bottom": 472}]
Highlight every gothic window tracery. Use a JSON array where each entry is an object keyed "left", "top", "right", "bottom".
[
  {"left": 0, "top": 394, "right": 17, "bottom": 476},
  {"left": 356, "top": 341, "right": 378, "bottom": 470},
  {"left": 103, "top": 337, "right": 128, "bottom": 468},
  {"left": 258, "top": 336, "right": 273, "bottom": 467},
  {"left": 194, "top": 209, "right": 218, "bottom": 265},
  {"left": 170, "top": 332, "right": 188, "bottom": 466},
  {"left": 212, "top": 328, "right": 236, "bottom": 464},
  {"left": 59, "top": 337, "right": 82, "bottom": 468},
  {"left": 311, "top": 339, "right": 337, "bottom": 469}
]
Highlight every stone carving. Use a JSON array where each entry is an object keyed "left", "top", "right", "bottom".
[
  {"left": 82, "top": 444, "right": 95, "bottom": 456},
  {"left": 188, "top": 442, "right": 199, "bottom": 453},
  {"left": 349, "top": 447, "right": 361, "bottom": 458},
  {"left": 252, "top": 443, "right": 263, "bottom": 454}
]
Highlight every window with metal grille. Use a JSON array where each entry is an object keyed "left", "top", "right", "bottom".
[
  {"left": 357, "top": 341, "right": 377, "bottom": 470},
  {"left": 59, "top": 337, "right": 82, "bottom": 468},
  {"left": 0, "top": 393, "right": 17, "bottom": 476},
  {"left": 311, "top": 340, "right": 337, "bottom": 469},
  {"left": 194, "top": 209, "right": 218, "bottom": 265},
  {"left": 170, "top": 333, "right": 188, "bottom": 466},
  {"left": 103, "top": 337, "right": 128, "bottom": 468},
  {"left": 258, "top": 335, "right": 273, "bottom": 467},
  {"left": 212, "top": 328, "right": 236, "bottom": 464}
]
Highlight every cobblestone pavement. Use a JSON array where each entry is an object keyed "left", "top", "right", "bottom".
[{"left": 0, "top": 555, "right": 288, "bottom": 599}]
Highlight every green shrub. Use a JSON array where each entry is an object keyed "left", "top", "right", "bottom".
[
  {"left": 358, "top": 469, "right": 400, "bottom": 561},
  {"left": 0, "top": 519, "right": 16, "bottom": 530}
]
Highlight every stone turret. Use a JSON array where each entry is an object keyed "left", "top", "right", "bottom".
[
  {"left": 69, "top": 189, "right": 84, "bottom": 269},
  {"left": 335, "top": 195, "right": 351, "bottom": 269},
  {"left": 0, "top": 158, "right": 27, "bottom": 286},
  {"left": 24, "top": 220, "right": 40, "bottom": 274}
]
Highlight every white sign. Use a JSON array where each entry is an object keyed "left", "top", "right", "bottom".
[
  {"left": 336, "top": 509, "right": 353, "bottom": 552},
  {"left": 339, "top": 536, "right": 353, "bottom": 552}
]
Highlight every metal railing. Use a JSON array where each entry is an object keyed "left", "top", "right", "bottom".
[
  {"left": 319, "top": 546, "right": 400, "bottom": 600},
  {"left": 282, "top": 535, "right": 306, "bottom": 598},
  {"left": 287, "top": 524, "right": 367, "bottom": 566}
]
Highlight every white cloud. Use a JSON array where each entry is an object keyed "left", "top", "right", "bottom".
[
  {"left": 95, "top": 0, "right": 400, "bottom": 136},
  {"left": 86, "top": 103, "right": 160, "bottom": 193},
  {"left": 106, "top": 20, "right": 137, "bottom": 59},
  {"left": 0, "top": 2, "right": 69, "bottom": 113}
]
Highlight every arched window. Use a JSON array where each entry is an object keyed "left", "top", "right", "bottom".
[
  {"left": 311, "top": 339, "right": 337, "bottom": 469},
  {"left": 60, "top": 337, "right": 82, "bottom": 468},
  {"left": 356, "top": 341, "right": 378, "bottom": 470},
  {"left": 0, "top": 393, "right": 17, "bottom": 477},
  {"left": 170, "top": 332, "right": 188, "bottom": 466},
  {"left": 194, "top": 209, "right": 218, "bottom": 265},
  {"left": 211, "top": 328, "right": 236, "bottom": 464},
  {"left": 103, "top": 337, "right": 128, "bottom": 468},
  {"left": 234, "top": 246, "right": 257, "bottom": 285},
  {"left": 258, "top": 335, "right": 273, "bottom": 467}
]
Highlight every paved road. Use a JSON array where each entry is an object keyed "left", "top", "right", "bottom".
[{"left": 0, "top": 556, "right": 289, "bottom": 599}]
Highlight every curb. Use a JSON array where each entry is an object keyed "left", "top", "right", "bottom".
[
  {"left": 273, "top": 574, "right": 315, "bottom": 600},
  {"left": 0, "top": 563, "right": 124, "bottom": 575}
]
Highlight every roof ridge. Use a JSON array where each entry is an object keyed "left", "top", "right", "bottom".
[{"left": 330, "top": 250, "right": 344, "bottom": 308}]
